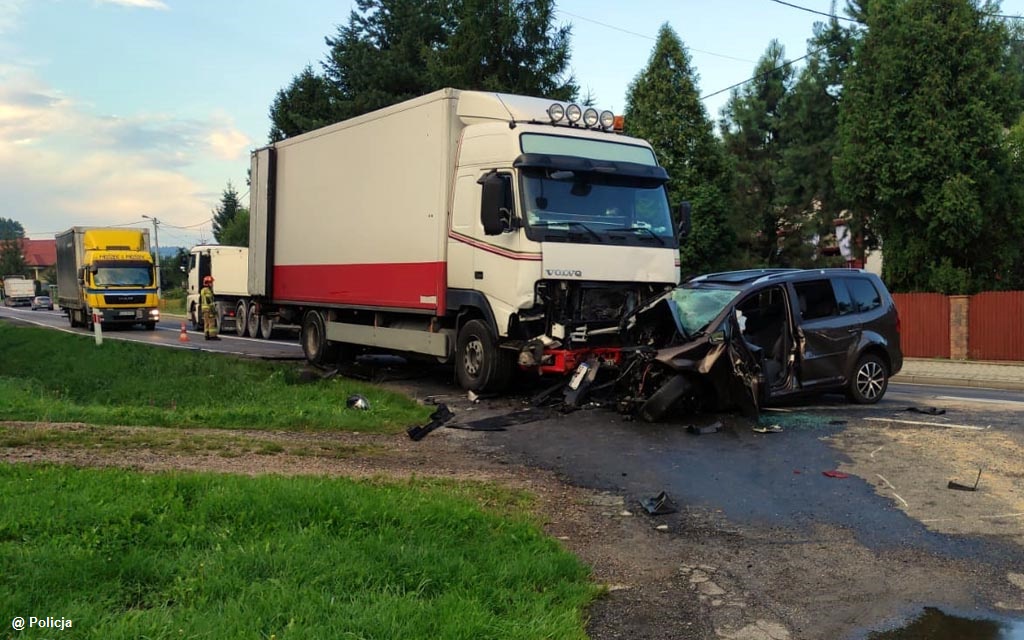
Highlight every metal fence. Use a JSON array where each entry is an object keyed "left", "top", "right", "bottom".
[
  {"left": 891, "top": 293, "right": 950, "bottom": 358},
  {"left": 968, "top": 291, "right": 1024, "bottom": 361}
]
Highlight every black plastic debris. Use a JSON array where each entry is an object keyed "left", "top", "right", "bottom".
[
  {"left": 563, "top": 358, "right": 601, "bottom": 408},
  {"left": 687, "top": 421, "right": 722, "bottom": 435},
  {"left": 948, "top": 469, "right": 983, "bottom": 492},
  {"left": 906, "top": 406, "right": 946, "bottom": 416},
  {"left": 640, "top": 491, "right": 678, "bottom": 516},
  {"left": 407, "top": 403, "right": 455, "bottom": 441}
]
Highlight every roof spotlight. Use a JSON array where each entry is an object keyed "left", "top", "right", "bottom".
[
  {"left": 583, "top": 108, "right": 599, "bottom": 127},
  {"left": 548, "top": 103, "right": 565, "bottom": 123},
  {"left": 599, "top": 110, "right": 615, "bottom": 129},
  {"left": 566, "top": 103, "right": 582, "bottom": 123}
]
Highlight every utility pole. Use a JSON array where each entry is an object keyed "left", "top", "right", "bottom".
[{"left": 142, "top": 215, "right": 162, "bottom": 298}]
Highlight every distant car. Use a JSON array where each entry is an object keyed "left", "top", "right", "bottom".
[
  {"left": 620, "top": 268, "right": 903, "bottom": 420},
  {"left": 30, "top": 295, "right": 53, "bottom": 311}
]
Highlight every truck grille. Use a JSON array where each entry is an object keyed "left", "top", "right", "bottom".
[{"left": 103, "top": 294, "right": 147, "bottom": 305}]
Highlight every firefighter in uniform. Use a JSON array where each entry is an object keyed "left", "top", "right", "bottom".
[{"left": 200, "top": 276, "right": 220, "bottom": 340}]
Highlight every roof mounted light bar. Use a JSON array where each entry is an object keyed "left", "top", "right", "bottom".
[{"left": 547, "top": 102, "right": 617, "bottom": 131}]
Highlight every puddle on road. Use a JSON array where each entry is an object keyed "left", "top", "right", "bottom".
[{"left": 866, "top": 607, "right": 1024, "bottom": 639}]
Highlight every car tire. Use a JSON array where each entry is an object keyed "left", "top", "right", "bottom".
[
  {"left": 456, "top": 319, "right": 513, "bottom": 392},
  {"left": 302, "top": 310, "right": 339, "bottom": 367},
  {"left": 640, "top": 374, "right": 692, "bottom": 422},
  {"left": 847, "top": 354, "right": 888, "bottom": 404}
]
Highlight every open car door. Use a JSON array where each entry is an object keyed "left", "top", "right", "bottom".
[{"left": 724, "top": 312, "right": 766, "bottom": 418}]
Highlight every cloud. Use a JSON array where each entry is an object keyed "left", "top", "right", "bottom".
[
  {"left": 0, "top": 67, "right": 242, "bottom": 243},
  {"left": 0, "top": 0, "right": 26, "bottom": 34},
  {"left": 95, "top": 0, "right": 169, "bottom": 9}
]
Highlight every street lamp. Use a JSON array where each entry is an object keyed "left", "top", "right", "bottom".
[{"left": 142, "top": 215, "right": 162, "bottom": 298}]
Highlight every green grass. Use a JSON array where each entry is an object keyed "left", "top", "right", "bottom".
[
  {"left": 0, "top": 464, "right": 596, "bottom": 640},
  {"left": 0, "top": 324, "right": 431, "bottom": 432}
]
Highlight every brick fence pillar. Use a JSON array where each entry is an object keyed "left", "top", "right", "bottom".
[{"left": 949, "top": 295, "right": 970, "bottom": 360}]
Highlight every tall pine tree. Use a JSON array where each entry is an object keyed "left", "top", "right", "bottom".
[
  {"left": 623, "top": 24, "right": 735, "bottom": 276},
  {"left": 212, "top": 182, "right": 245, "bottom": 245},
  {"left": 720, "top": 40, "right": 794, "bottom": 266}
]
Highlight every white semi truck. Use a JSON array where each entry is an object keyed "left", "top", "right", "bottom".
[{"left": 246, "top": 88, "right": 683, "bottom": 390}]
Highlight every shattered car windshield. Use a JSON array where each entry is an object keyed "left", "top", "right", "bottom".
[
  {"left": 667, "top": 287, "right": 740, "bottom": 337},
  {"left": 520, "top": 168, "right": 673, "bottom": 243}
]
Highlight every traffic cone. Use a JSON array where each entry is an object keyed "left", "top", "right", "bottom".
[{"left": 179, "top": 322, "right": 189, "bottom": 342}]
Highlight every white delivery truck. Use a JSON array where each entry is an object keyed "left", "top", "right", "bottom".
[
  {"left": 2, "top": 275, "right": 35, "bottom": 306},
  {"left": 248, "top": 88, "right": 683, "bottom": 391}
]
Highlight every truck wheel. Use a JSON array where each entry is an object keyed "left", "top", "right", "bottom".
[
  {"left": 302, "top": 310, "right": 339, "bottom": 366},
  {"left": 456, "top": 319, "right": 513, "bottom": 392},
  {"left": 247, "top": 302, "right": 262, "bottom": 339},
  {"left": 145, "top": 322, "right": 156, "bottom": 331},
  {"left": 235, "top": 301, "right": 249, "bottom": 337},
  {"left": 847, "top": 354, "right": 888, "bottom": 404},
  {"left": 190, "top": 304, "right": 203, "bottom": 331},
  {"left": 260, "top": 313, "right": 275, "bottom": 340}
]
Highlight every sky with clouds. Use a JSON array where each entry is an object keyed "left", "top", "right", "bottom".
[{"left": 3, "top": 0, "right": 1022, "bottom": 248}]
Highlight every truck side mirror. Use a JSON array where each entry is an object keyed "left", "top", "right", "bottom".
[
  {"left": 480, "top": 172, "right": 515, "bottom": 236},
  {"left": 676, "top": 201, "right": 692, "bottom": 242}
]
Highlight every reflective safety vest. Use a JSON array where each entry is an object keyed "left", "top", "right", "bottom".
[{"left": 200, "top": 287, "right": 215, "bottom": 310}]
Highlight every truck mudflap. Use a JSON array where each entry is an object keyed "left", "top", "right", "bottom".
[{"left": 530, "top": 346, "right": 623, "bottom": 375}]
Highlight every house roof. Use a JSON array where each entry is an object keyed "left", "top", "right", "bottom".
[{"left": 20, "top": 239, "right": 56, "bottom": 267}]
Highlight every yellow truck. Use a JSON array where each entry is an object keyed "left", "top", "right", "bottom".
[{"left": 55, "top": 227, "right": 160, "bottom": 330}]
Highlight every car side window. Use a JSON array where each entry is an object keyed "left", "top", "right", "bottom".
[
  {"left": 845, "top": 278, "right": 882, "bottom": 313},
  {"left": 832, "top": 280, "right": 854, "bottom": 315},
  {"left": 793, "top": 280, "right": 838, "bottom": 321}
]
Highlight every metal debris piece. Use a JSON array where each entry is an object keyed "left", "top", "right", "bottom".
[
  {"left": 822, "top": 470, "right": 849, "bottom": 479},
  {"left": 688, "top": 421, "right": 722, "bottom": 435},
  {"left": 640, "top": 491, "right": 678, "bottom": 516},
  {"left": 752, "top": 424, "right": 783, "bottom": 433},
  {"left": 948, "top": 469, "right": 983, "bottom": 492},
  {"left": 406, "top": 403, "right": 455, "bottom": 441}
]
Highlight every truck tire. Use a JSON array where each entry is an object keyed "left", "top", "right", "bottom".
[
  {"left": 190, "top": 303, "right": 203, "bottom": 331},
  {"left": 456, "top": 319, "right": 513, "bottom": 392},
  {"left": 302, "top": 310, "right": 339, "bottom": 367},
  {"left": 246, "top": 302, "right": 262, "bottom": 339},
  {"left": 235, "top": 300, "right": 249, "bottom": 337},
  {"left": 260, "top": 313, "right": 275, "bottom": 340},
  {"left": 145, "top": 322, "right": 157, "bottom": 331}
]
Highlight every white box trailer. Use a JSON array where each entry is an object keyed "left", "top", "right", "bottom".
[{"left": 249, "top": 88, "right": 682, "bottom": 391}]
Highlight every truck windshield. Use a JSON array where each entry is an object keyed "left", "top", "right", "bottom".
[
  {"left": 93, "top": 264, "right": 153, "bottom": 287},
  {"left": 520, "top": 168, "right": 674, "bottom": 246}
]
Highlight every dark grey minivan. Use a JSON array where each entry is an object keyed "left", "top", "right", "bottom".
[{"left": 620, "top": 269, "right": 903, "bottom": 421}]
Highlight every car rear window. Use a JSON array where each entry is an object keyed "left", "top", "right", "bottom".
[{"left": 845, "top": 278, "right": 882, "bottom": 313}]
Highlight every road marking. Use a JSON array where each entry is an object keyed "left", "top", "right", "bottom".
[
  {"left": 875, "top": 474, "right": 908, "bottom": 508},
  {"left": 865, "top": 417, "right": 989, "bottom": 431},
  {"left": 935, "top": 395, "right": 1024, "bottom": 406}
]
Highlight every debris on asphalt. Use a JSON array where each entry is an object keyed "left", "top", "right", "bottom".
[
  {"left": 828, "top": 419, "right": 847, "bottom": 426},
  {"left": 688, "top": 421, "right": 722, "bottom": 435},
  {"left": 822, "top": 470, "right": 850, "bottom": 479},
  {"left": 406, "top": 403, "right": 455, "bottom": 441},
  {"left": 346, "top": 394, "right": 371, "bottom": 410},
  {"left": 619, "top": 510, "right": 634, "bottom": 517},
  {"left": 640, "top": 491, "right": 678, "bottom": 515},
  {"left": 907, "top": 406, "right": 947, "bottom": 415},
  {"left": 948, "top": 468, "right": 983, "bottom": 492},
  {"left": 655, "top": 524, "right": 670, "bottom": 532},
  {"left": 467, "top": 390, "right": 480, "bottom": 404},
  {"left": 752, "top": 424, "right": 783, "bottom": 434}
]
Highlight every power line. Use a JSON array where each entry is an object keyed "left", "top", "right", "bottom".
[
  {"left": 767, "top": 0, "right": 859, "bottom": 23},
  {"left": 556, "top": 9, "right": 757, "bottom": 64},
  {"left": 701, "top": 48, "right": 821, "bottom": 101}
]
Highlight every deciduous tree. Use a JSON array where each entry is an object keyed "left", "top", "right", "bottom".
[{"left": 836, "top": 0, "right": 1023, "bottom": 292}]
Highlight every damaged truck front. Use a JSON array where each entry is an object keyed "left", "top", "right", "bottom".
[{"left": 248, "top": 88, "right": 681, "bottom": 391}]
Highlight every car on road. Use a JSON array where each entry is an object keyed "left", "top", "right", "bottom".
[
  {"left": 30, "top": 295, "right": 53, "bottom": 311},
  {"left": 620, "top": 268, "right": 903, "bottom": 421}
]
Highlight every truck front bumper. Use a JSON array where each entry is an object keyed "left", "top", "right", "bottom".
[{"left": 98, "top": 307, "right": 160, "bottom": 324}]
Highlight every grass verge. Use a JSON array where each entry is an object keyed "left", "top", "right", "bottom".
[
  {"left": 0, "top": 324, "right": 431, "bottom": 432},
  {"left": 0, "top": 464, "right": 595, "bottom": 639}
]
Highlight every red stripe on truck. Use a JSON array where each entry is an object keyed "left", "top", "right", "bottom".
[{"left": 273, "top": 262, "right": 446, "bottom": 311}]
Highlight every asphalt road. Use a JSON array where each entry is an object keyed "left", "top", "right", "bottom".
[{"left": 0, "top": 305, "right": 303, "bottom": 360}]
